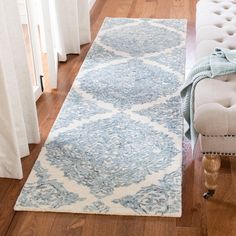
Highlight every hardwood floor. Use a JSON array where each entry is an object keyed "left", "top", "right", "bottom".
[{"left": 0, "top": 0, "right": 235, "bottom": 235}]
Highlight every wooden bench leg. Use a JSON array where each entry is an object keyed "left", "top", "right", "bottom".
[{"left": 202, "top": 154, "right": 221, "bottom": 199}]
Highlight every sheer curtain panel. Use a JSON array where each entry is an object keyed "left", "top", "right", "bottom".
[
  {"left": 53, "top": 0, "right": 91, "bottom": 61},
  {"left": 0, "top": 0, "right": 40, "bottom": 179},
  {"left": 41, "top": 0, "right": 91, "bottom": 88}
]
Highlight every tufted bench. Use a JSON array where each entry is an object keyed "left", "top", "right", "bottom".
[{"left": 195, "top": 0, "right": 236, "bottom": 198}]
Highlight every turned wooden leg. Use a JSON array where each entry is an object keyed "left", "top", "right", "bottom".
[{"left": 202, "top": 154, "right": 221, "bottom": 199}]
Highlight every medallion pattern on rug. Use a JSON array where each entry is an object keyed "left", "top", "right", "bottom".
[{"left": 15, "top": 18, "right": 186, "bottom": 217}]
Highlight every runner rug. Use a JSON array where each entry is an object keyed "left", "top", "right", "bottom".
[{"left": 15, "top": 18, "right": 186, "bottom": 217}]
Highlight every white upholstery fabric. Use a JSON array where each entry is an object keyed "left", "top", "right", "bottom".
[
  {"left": 194, "top": 73, "right": 236, "bottom": 135},
  {"left": 196, "top": 0, "right": 236, "bottom": 58},
  {"left": 200, "top": 135, "right": 236, "bottom": 154},
  {"left": 195, "top": 0, "right": 236, "bottom": 153}
]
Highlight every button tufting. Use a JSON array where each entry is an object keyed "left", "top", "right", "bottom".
[
  {"left": 226, "top": 17, "right": 232, "bottom": 21},
  {"left": 215, "top": 38, "right": 224, "bottom": 42},
  {"left": 195, "top": 0, "right": 236, "bottom": 137},
  {"left": 220, "top": 102, "right": 231, "bottom": 108},
  {"left": 227, "top": 31, "right": 234, "bottom": 35}
]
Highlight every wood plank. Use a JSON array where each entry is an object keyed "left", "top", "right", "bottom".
[
  {"left": 176, "top": 227, "right": 200, "bottom": 236},
  {"left": 6, "top": 212, "right": 56, "bottom": 236},
  {"left": 144, "top": 217, "right": 175, "bottom": 236},
  {"left": 206, "top": 157, "right": 236, "bottom": 236},
  {"left": 176, "top": 140, "right": 195, "bottom": 227}
]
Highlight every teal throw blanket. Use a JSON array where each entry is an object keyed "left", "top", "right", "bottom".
[{"left": 180, "top": 47, "right": 236, "bottom": 150}]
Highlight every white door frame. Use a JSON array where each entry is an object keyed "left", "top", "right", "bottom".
[
  {"left": 25, "top": 0, "right": 44, "bottom": 101},
  {"left": 41, "top": 0, "right": 58, "bottom": 89}
]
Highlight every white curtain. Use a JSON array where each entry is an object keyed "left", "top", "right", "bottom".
[
  {"left": 0, "top": 0, "right": 40, "bottom": 179},
  {"left": 50, "top": 0, "right": 91, "bottom": 62}
]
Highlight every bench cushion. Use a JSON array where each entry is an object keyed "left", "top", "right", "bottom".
[
  {"left": 194, "top": 0, "right": 236, "bottom": 137},
  {"left": 196, "top": 0, "right": 236, "bottom": 59},
  {"left": 194, "top": 74, "right": 236, "bottom": 135}
]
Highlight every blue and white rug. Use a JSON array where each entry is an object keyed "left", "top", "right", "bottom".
[{"left": 15, "top": 18, "right": 186, "bottom": 217}]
